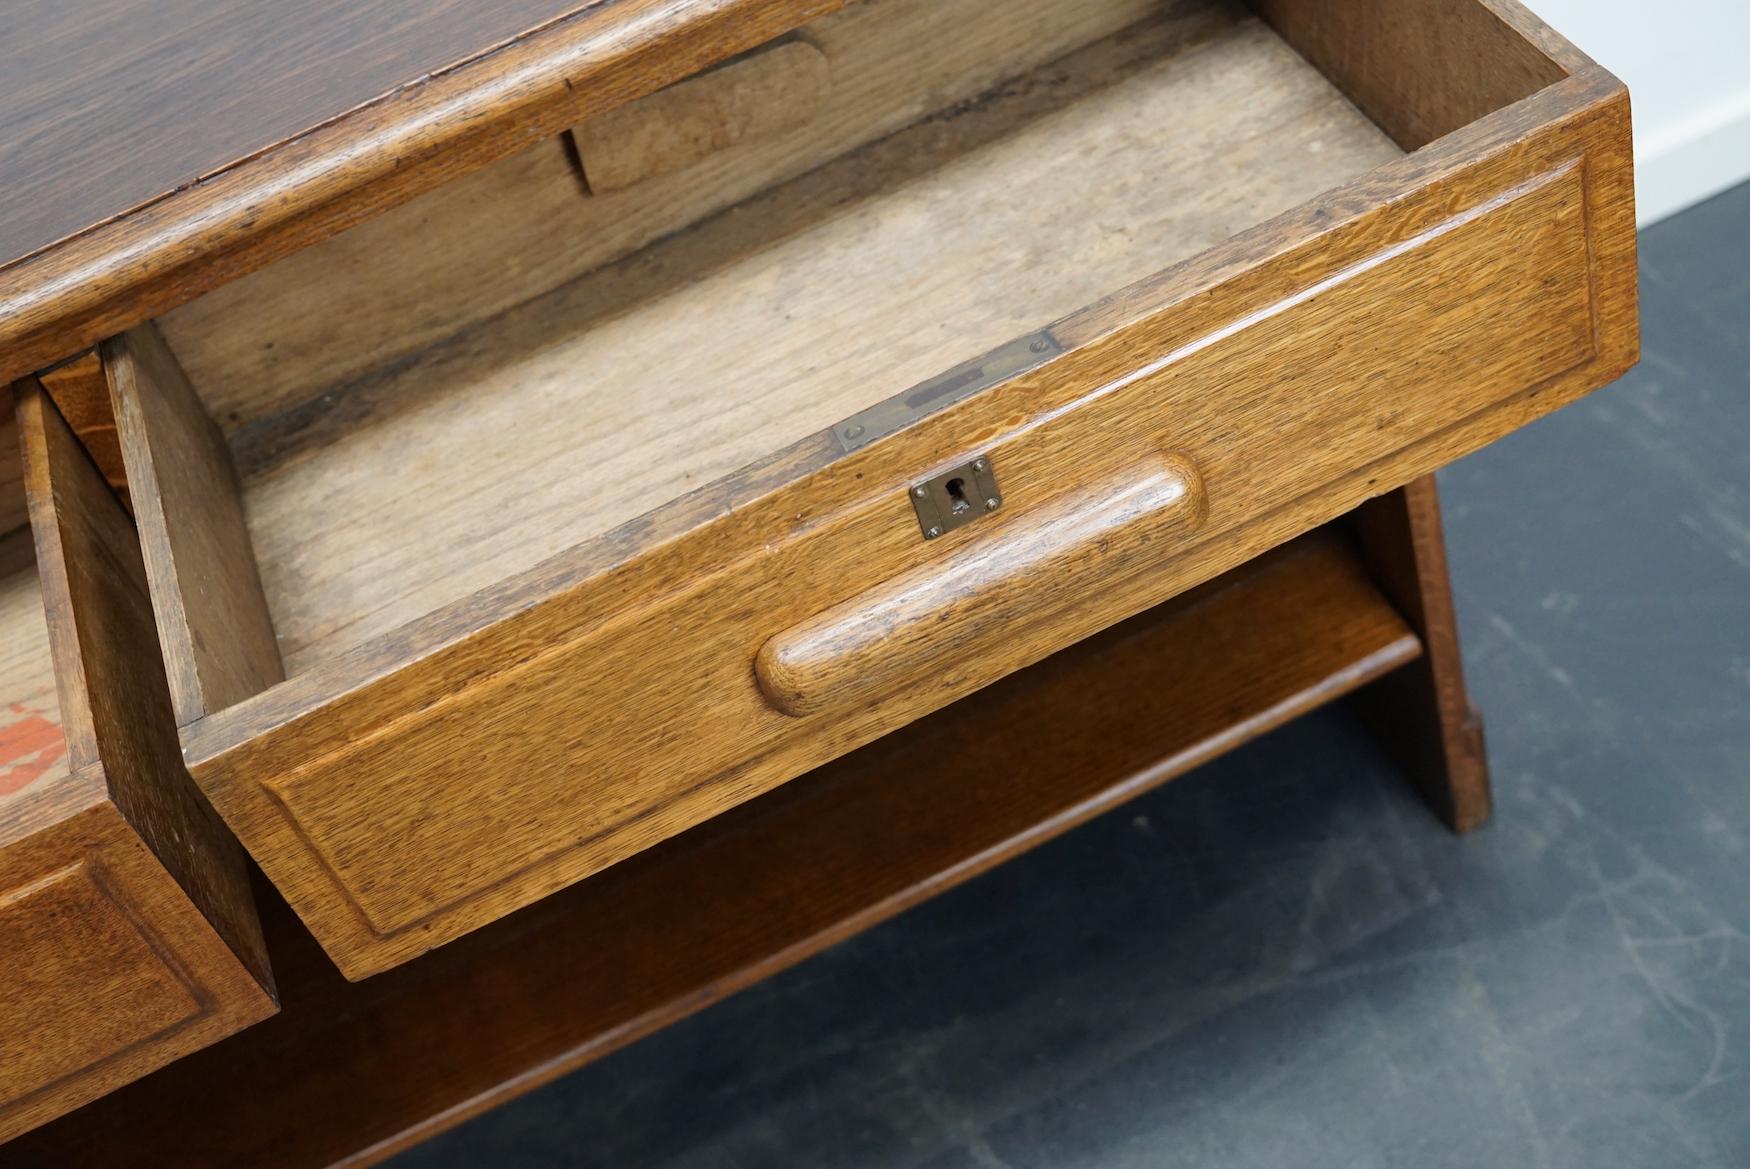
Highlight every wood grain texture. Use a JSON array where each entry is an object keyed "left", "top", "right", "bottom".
[
  {"left": 0, "top": 405, "right": 27, "bottom": 538},
  {"left": 16, "top": 383, "right": 273, "bottom": 989},
  {"left": 5, "top": 530, "right": 1421, "bottom": 1169},
  {"left": 1354, "top": 476, "right": 1492, "bottom": 831},
  {"left": 158, "top": 0, "right": 1221, "bottom": 461},
  {"left": 0, "top": 860, "right": 204, "bottom": 1104},
  {"left": 0, "top": 0, "right": 849, "bottom": 389},
  {"left": 209, "top": 10, "right": 1395, "bottom": 677},
  {"left": 103, "top": 326, "right": 284, "bottom": 724},
  {"left": 37, "top": 352, "right": 129, "bottom": 512},
  {"left": 1252, "top": 0, "right": 1571, "bottom": 150},
  {"left": 757, "top": 452, "right": 1207, "bottom": 716},
  {"left": 0, "top": 803, "right": 273, "bottom": 1146},
  {"left": 0, "top": 532, "right": 69, "bottom": 806},
  {"left": 0, "top": 384, "right": 274, "bottom": 1143},
  {"left": 162, "top": 52, "right": 1634, "bottom": 978},
  {"left": 573, "top": 36, "right": 831, "bottom": 192},
  {"left": 0, "top": 0, "right": 667, "bottom": 267}
]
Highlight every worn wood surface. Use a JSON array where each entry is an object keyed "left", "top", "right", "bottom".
[
  {"left": 0, "top": 385, "right": 273, "bottom": 1143},
  {"left": 207, "top": 9, "right": 1396, "bottom": 680},
  {"left": 103, "top": 326, "right": 284, "bottom": 725},
  {"left": 1253, "top": 0, "right": 1573, "bottom": 150},
  {"left": 157, "top": 44, "right": 1634, "bottom": 978},
  {"left": 159, "top": 0, "right": 1170, "bottom": 425},
  {"left": 1355, "top": 476, "right": 1493, "bottom": 831},
  {"left": 0, "top": 0, "right": 849, "bottom": 389},
  {"left": 5, "top": 530, "right": 1420, "bottom": 1169},
  {"left": 573, "top": 36, "right": 832, "bottom": 192}
]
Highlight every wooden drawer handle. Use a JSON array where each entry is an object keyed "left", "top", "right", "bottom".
[
  {"left": 756, "top": 452, "right": 1207, "bottom": 717},
  {"left": 572, "top": 39, "right": 831, "bottom": 193}
]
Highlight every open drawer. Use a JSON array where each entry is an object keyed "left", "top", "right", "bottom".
[
  {"left": 0, "top": 386, "right": 273, "bottom": 1141},
  {"left": 87, "top": 0, "right": 1635, "bottom": 977}
]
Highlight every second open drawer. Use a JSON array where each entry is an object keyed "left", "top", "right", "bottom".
[
  {"left": 70, "top": 0, "right": 1635, "bottom": 977},
  {"left": 0, "top": 386, "right": 274, "bottom": 1139}
]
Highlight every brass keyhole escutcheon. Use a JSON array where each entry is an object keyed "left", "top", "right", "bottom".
[{"left": 910, "top": 456, "right": 1002, "bottom": 539}]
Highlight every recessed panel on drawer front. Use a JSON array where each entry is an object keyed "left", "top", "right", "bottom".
[
  {"left": 173, "top": 37, "right": 1632, "bottom": 979},
  {"left": 0, "top": 386, "right": 274, "bottom": 1143},
  {"left": 0, "top": 861, "right": 202, "bottom": 1089}
]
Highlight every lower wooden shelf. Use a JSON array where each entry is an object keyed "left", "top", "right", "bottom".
[{"left": 9, "top": 527, "right": 1420, "bottom": 1168}]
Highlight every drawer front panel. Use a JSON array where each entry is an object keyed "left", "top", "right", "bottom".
[
  {"left": 203, "top": 92, "right": 1630, "bottom": 975},
  {"left": 0, "top": 850, "right": 200, "bottom": 1110},
  {"left": 0, "top": 809, "right": 269, "bottom": 1144},
  {"left": 0, "top": 773, "right": 274, "bottom": 1146}
]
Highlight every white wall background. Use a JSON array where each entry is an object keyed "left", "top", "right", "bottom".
[{"left": 1528, "top": 0, "right": 1750, "bottom": 225}]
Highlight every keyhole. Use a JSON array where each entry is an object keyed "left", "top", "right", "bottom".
[{"left": 944, "top": 477, "right": 971, "bottom": 515}]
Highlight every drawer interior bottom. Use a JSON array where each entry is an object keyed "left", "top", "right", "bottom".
[
  {"left": 160, "top": 2, "right": 1400, "bottom": 688},
  {"left": 0, "top": 533, "right": 66, "bottom": 805}
]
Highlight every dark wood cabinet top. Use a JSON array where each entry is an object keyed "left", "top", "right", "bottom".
[
  {"left": 0, "top": 0, "right": 839, "bottom": 386},
  {"left": 0, "top": 0, "right": 589, "bottom": 269}
]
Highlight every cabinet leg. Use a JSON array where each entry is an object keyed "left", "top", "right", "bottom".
[{"left": 1353, "top": 475, "right": 1492, "bottom": 832}]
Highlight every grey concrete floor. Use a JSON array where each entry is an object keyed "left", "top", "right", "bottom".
[{"left": 395, "top": 182, "right": 1750, "bottom": 1169}]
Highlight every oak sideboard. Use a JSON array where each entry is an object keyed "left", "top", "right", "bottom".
[{"left": 0, "top": 0, "right": 1636, "bottom": 1163}]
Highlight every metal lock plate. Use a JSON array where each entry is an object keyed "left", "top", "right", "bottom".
[{"left": 910, "top": 456, "right": 1001, "bottom": 540}]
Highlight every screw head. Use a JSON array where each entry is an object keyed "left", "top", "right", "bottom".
[
  {"left": 924, "top": 526, "right": 942, "bottom": 539},
  {"left": 972, "top": 459, "right": 987, "bottom": 472},
  {"left": 1029, "top": 337, "right": 1051, "bottom": 353},
  {"left": 985, "top": 497, "right": 1000, "bottom": 511},
  {"left": 843, "top": 423, "right": 864, "bottom": 440},
  {"left": 913, "top": 485, "right": 927, "bottom": 498}
]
